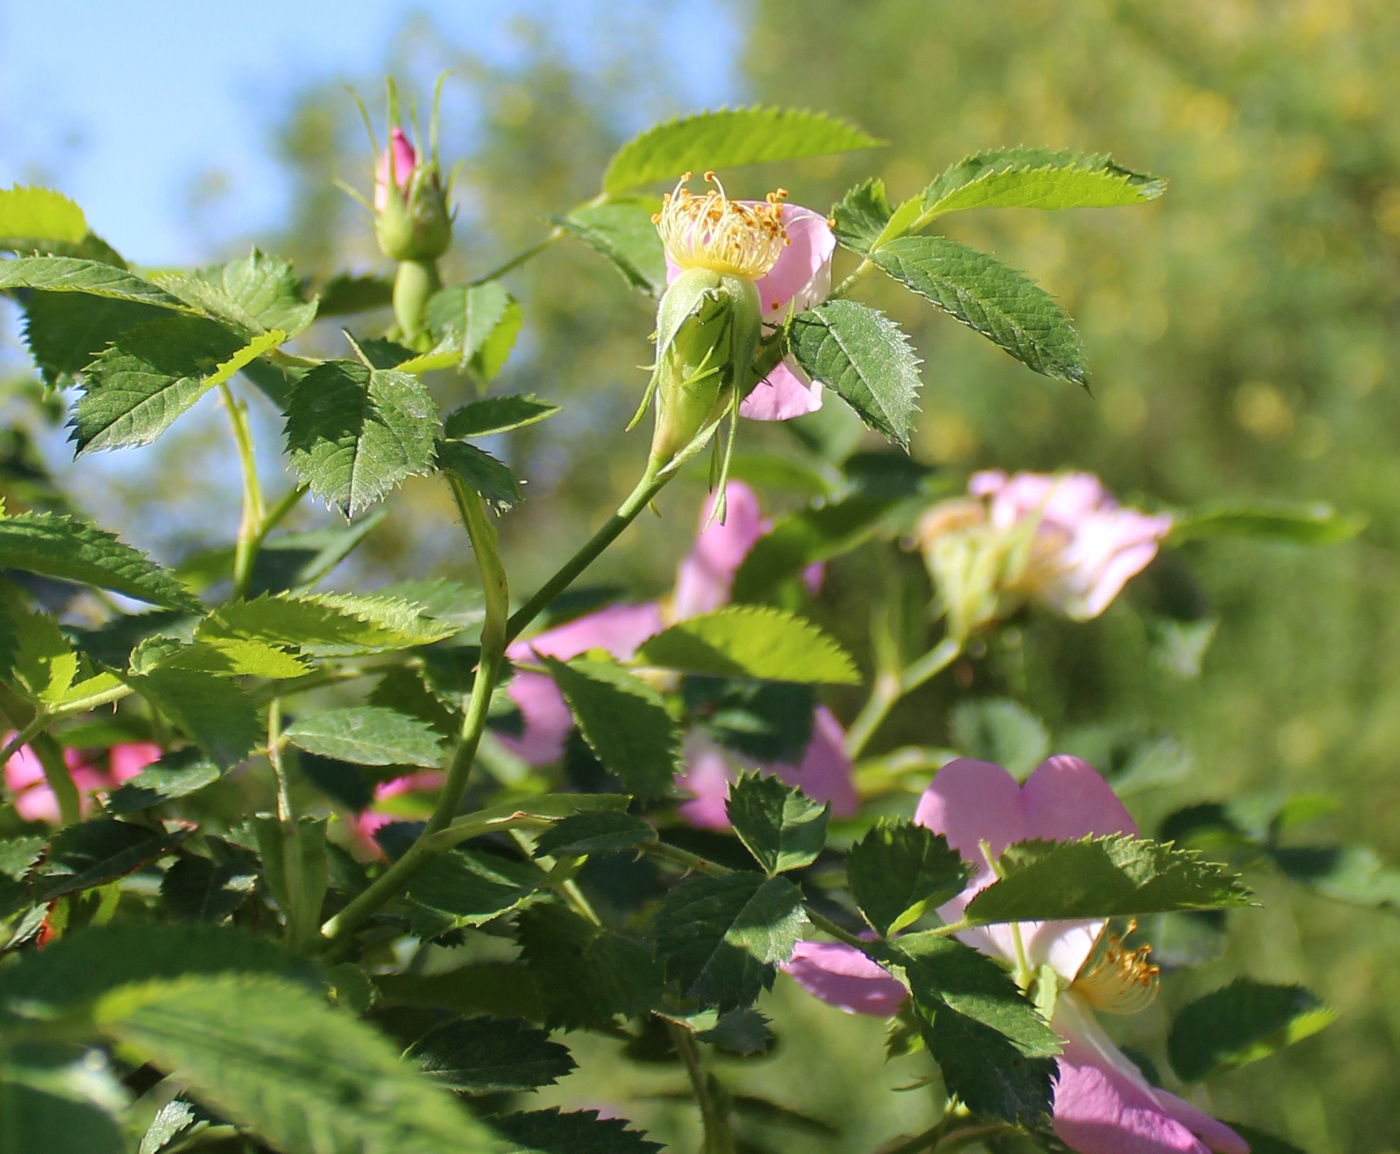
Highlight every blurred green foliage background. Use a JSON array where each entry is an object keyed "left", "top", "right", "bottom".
[{"left": 5, "top": 1, "right": 1400, "bottom": 1150}]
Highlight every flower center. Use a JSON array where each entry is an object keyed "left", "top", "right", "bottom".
[
  {"left": 653, "top": 171, "right": 790, "bottom": 280},
  {"left": 1071, "top": 920, "right": 1160, "bottom": 1015}
]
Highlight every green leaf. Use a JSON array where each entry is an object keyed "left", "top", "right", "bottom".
[
  {"left": 1269, "top": 843, "right": 1400, "bottom": 909},
  {"left": 1167, "top": 979, "right": 1336, "bottom": 1084},
  {"left": 554, "top": 197, "right": 666, "bottom": 293},
  {"left": 543, "top": 655, "right": 681, "bottom": 799},
  {"left": 652, "top": 871, "right": 807, "bottom": 1011},
  {"left": 636, "top": 604, "right": 859, "bottom": 685},
  {"left": 949, "top": 697, "right": 1051, "bottom": 781},
  {"left": 516, "top": 904, "right": 664, "bottom": 1028},
  {"left": 21, "top": 292, "right": 169, "bottom": 382},
  {"left": 0, "top": 185, "right": 87, "bottom": 244},
  {"left": 494, "top": 1108, "right": 663, "bottom": 1154},
  {"left": 198, "top": 591, "right": 459, "bottom": 656},
  {"left": 965, "top": 835, "right": 1255, "bottom": 925},
  {"left": 437, "top": 439, "right": 523, "bottom": 513},
  {"left": 788, "top": 299, "right": 922, "bottom": 449},
  {"left": 871, "top": 236, "right": 1086, "bottom": 386},
  {"left": 284, "top": 358, "right": 439, "bottom": 516},
  {"left": 106, "top": 748, "right": 222, "bottom": 814},
  {"left": 848, "top": 821, "right": 970, "bottom": 936},
  {"left": 730, "top": 495, "right": 895, "bottom": 603},
  {"left": 1220, "top": 1124, "right": 1308, "bottom": 1154},
  {"left": 152, "top": 248, "right": 317, "bottom": 339},
  {"left": 0, "top": 512, "right": 201, "bottom": 611},
  {"left": 684, "top": 676, "right": 814, "bottom": 762},
  {"left": 920, "top": 147, "right": 1166, "bottom": 220},
  {"left": 124, "top": 669, "right": 259, "bottom": 770},
  {"left": 29, "top": 820, "right": 186, "bottom": 903},
  {"left": 406, "top": 848, "right": 547, "bottom": 931},
  {"left": 888, "top": 932, "right": 1060, "bottom": 1124},
  {"left": 725, "top": 772, "right": 829, "bottom": 875},
  {"left": 160, "top": 840, "right": 259, "bottom": 922},
  {"left": 72, "top": 319, "right": 283, "bottom": 453},
  {"left": 317, "top": 273, "right": 393, "bottom": 316},
  {"left": 1168, "top": 503, "right": 1366, "bottom": 545},
  {"left": 0, "top": 1084, "right": 125, "bottom": 1154},
  {"left": 425, "top": 282, "right": 523, "bottom": 380},
  {"left": 830, "top": 178, "right": 895, "bottom": 254},
  {"left": 93, "top": 974, "right": 499, "bottom": 1154},
  {"left": 0, "top": 603, "right": 78, "bottom": 706},
  {"left": 532, "top": 811, "right": 657, "bottom": 858},
  {"left": 0, "top": 257, "right": 187, "bottom": 308},
  {"left": 407, "top": 1016, "right": 575, "bottom": 1094},
  {"left": 134, "top": 634, "right": 309, "bottom": 679},
  {"left": 284, "top": 706, "right": 444, "bottom": 768},
  {"left": 602, "top": 107, "right": 881, "bottom": 194},
  {"left": 444, "top": 393, "right": 561, "bottom": 439}
]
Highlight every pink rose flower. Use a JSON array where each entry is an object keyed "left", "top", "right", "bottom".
[
  {"left": 3, "top": 738, "right": 161, "bottom": 823},
  {"left": 783, "top": 756, "right": 1247, "bottom": 1154},
  {"left": 504, "top": 482, "right": 855, "bottom": 822},
  {"left": 352, "top": 770, "right": 447, "bottom": 856}
]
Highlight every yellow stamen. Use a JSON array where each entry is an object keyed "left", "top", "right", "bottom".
[
  {"left": 1071, "top": 920, "right": 1160, "bottom": 1015},
  {"left": 653, "top": 171, "right": 789, "bottom": 280}
]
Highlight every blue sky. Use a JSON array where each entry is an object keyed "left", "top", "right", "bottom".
[{"left": 0, "top": 0, "right": 745, "bottom": 264}]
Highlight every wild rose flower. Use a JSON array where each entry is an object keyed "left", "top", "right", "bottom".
[
  {"left": 917, "top": 471, "right": 1172, "bottom": 638},
  {"left": 783, "top": 756, "right": 1248, "bottom": 1154},
  {"left": 3, "top": 738, "right": 160, "bottom": 823},
  {"left": 503, "top": 482, "right": 856, "bottom": 821},
  {"left": 353, "top": 770, "right": 447, "bottom": 856}
]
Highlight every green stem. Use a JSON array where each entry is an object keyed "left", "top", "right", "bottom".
[
  {"left": 31, "top": 733, "right": 81, "bottom": 828},
  {"left": 220, "top": 381, "right": 266, "bottom": 603},
  {"left": 392, "top": 258, "right": 442, "bottom": 342},
  {"left": 0, "top": 714, "right": 48, "bottom": 770},
  {"left": 878, "top": 1120, "right": 1009, "bottom": 1154},
  {"left": 319, "top": 482, "right": 507, "bottom": 948},
  {"left": 667, "top": 1022, "right": 735, "bottom": 1154},
  {"left": 505, "top": 462, "right": 670, "bottom": 646},
  {"left": 805, "top": 908, "right": 874, "bottom": 952},
  {"left": 646, "top": 840, "right": 730, "bottom": 879},
  {"left": 470, "top": 229, "right": 563, "bottom": 285},
  {"left": 846, "top": 638, "right": 962, "bottom": 758},
  {"left": 832, "top": 257, "right": 877, "bottom": 299}
]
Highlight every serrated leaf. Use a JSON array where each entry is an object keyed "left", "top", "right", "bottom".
[
  {"left": 29, "top": 820, "right": 186, "bottom": 902},
  {"left": 653, "top": 871, "right": 807, "bottom": 1011},
  {"left": 0, "top": 513, "right": 201, "bottom": 611},
  {"left": 730, "top": 495, "right": 895, "bottom": 603},
  {"left": 603, "top": 107, "right": 881, "bottom": 194},
  {"left": 406, "top": 848, "right": 547, "bottom": 931},
  {"left": 871, "top": 236, "right": 1086, "bottom": 386},
  {"left": 21, "top": 292, "right": 170, "bottom": 382},
  {"left": 93, "top": 974, "right": 498, "bottom": 1154},
  {"left": 920, "top": 147, "right": 1166, "bottom": 220},
  {"left": 106, "top": 748, "right": 222, "bottom": 813},
  {"left": 726, "top": 773, "right": 828, "bottom": 875},
  {"left": 284, "top": 706, "right": 444, "bottom": 768},
  {"left": 888, "top": 932, "right": 1059, "bottom": 1125},
  {"left": 637, "top": 605, "right": 859, "bottom": 685},
  {"left": 160, "top": 841, "right": 259, "bottom": 922},
  {"left": 949, "top": 697, "right": 1051, "bottom": 781},
  {"left": 0, "top": 185, "right": 87, "bottom": 244},
  {"left": 0, "top": 1084, "right": 125, "bottom": 1154},
  {"left": 425, "top": 282, "right": 522, "bottom": 380},
  {"left": 407, "top": 1016, "right": 575, "bottom": 1094},
  {"left": 1168, "top": 503, "right": 1365, "bottom": 545},
  {"left": 0, "top": 257, "right": 187, "bottom": 308},
  {"left": 683, "top": 676, "right": 814, "bottom": 762},
  {"left": 543, "top": 656, "right": 681, "bottom": 799},
  {"left": 788, "top": 299, "right": 922, "bottom": 449},
  {"left": 444, "top": 394, "right": 561, "bottom": 439},
  {"left": 137, "top": 635, "right": 309, "bottom": 679},
  {"left": 532, "top": 811, "right": 656, "bottom": 858},
  {"left": 830, "top": 179, "right": 894, "bottom": 254},
  {"left": 153, "top": 248, "right": 317, "bottom": 339},
  {"left": 1167, "top": 979, "right": 1335, "bottom": 1084},
  {"left": 198, "top": 591, "right": 458, "bottom": 657},
  {"left": 0, "top": 604, "right": 78, "bottom": 705},
  {"left": 495, "top": 1108, "right": 663, "bottom": 1154},
  {"left": 516, "top": 903, "right": 664, "bottom": 1028},
  {"left": 317, "top": 273, "right": 393, "bottom": 316},
  {"left": 284, "top": 359, "right": 439, "bottom": 516},
  {"left": 124, "top": 669, "right": 259, "bottom": 770},
  {"left": 848, "top": 821, "right": 970, "bottom": 936},
  {"left": 437, "top": 439, "right": 523, "bottom": 513},
  {"left": 554, "top": 197, "right": 666, "bottom": 293},
  {"left": 965, "top": 835, "right": 1254, "bottom": 925}
]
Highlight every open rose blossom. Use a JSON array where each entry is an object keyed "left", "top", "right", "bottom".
[
  {"left": 783, "top": 757, "right": 1248, "bottom": 1154},
  {"left": 3, "top": 737, "right": 161, "bottom": 823},
  {"left": 657, "top": 174, "right": 835, "bottom": 422},
  {"left": 501, "top": 482, "right": 855, "bottom": 823}
]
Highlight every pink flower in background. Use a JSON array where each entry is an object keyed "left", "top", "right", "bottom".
[
  {"left": 658, "top": 177, "right": 836, "bottom": 422},
  {"left": 784, "top": 756, "right": 1248, "bottom": 1154},
  {"left": 504, "top": 482, "right": 856, "bottom": 822},
  {"left": 373, "top": 126, "right": 419, "bottom": 212},
  {"left": 3, "top": 738, "right": 161, "bottom": 823},
  {"left": 353, "top": 771, "right": 447, "bottom": 856},
  {"left": 967, "top": 470, "right": 1173, "bottom": 621}
]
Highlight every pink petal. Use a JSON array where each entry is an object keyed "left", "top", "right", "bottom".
[
  {"left": 505, "top": 602, "right": 664, "bottom": 663},
  {"left": 672, "top": 482, "right": 766, "bottom": 620},
  {"left": 739, "top": 359, "right": 823, "bottom": 421},
  {"left": 4, "top": 740, "right": 47, "bottom": 791},
  {"left": 675, "top": 735, "right": 735, "bottom": 830},
  {"left": 914, "top": 758, "right": 1029, "bottom": 888},
  {"left": 13, "top": 786, "right": 61, "bottom": 824},
  {"left": 782, "top": 940, "right": 908, "bottom": 1016},
  {"left": 374, "top": 126, "right": 418, "bottom": 211},
  {"left": 500, "top": 671, "right": 576, "bottom": 766},
  {"left": 751, "top": 205, "right": 836, "bottom": 318},
  {"left": 108, "top": 742, "right": 162, "bottom": 783},
  {"left": 770, "top": 707, "right": 858, "bottom": 817},
  {"left": 1021, "top": 756, "right": 1138, "bottom": 842}
]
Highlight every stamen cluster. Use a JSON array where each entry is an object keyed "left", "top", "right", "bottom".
[
  {"left": 654, "top": 171, "right": 790, "bottom": 280},
  {"left": 1072, "top": 920, "right": 1161, "bottom": 1015}
]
